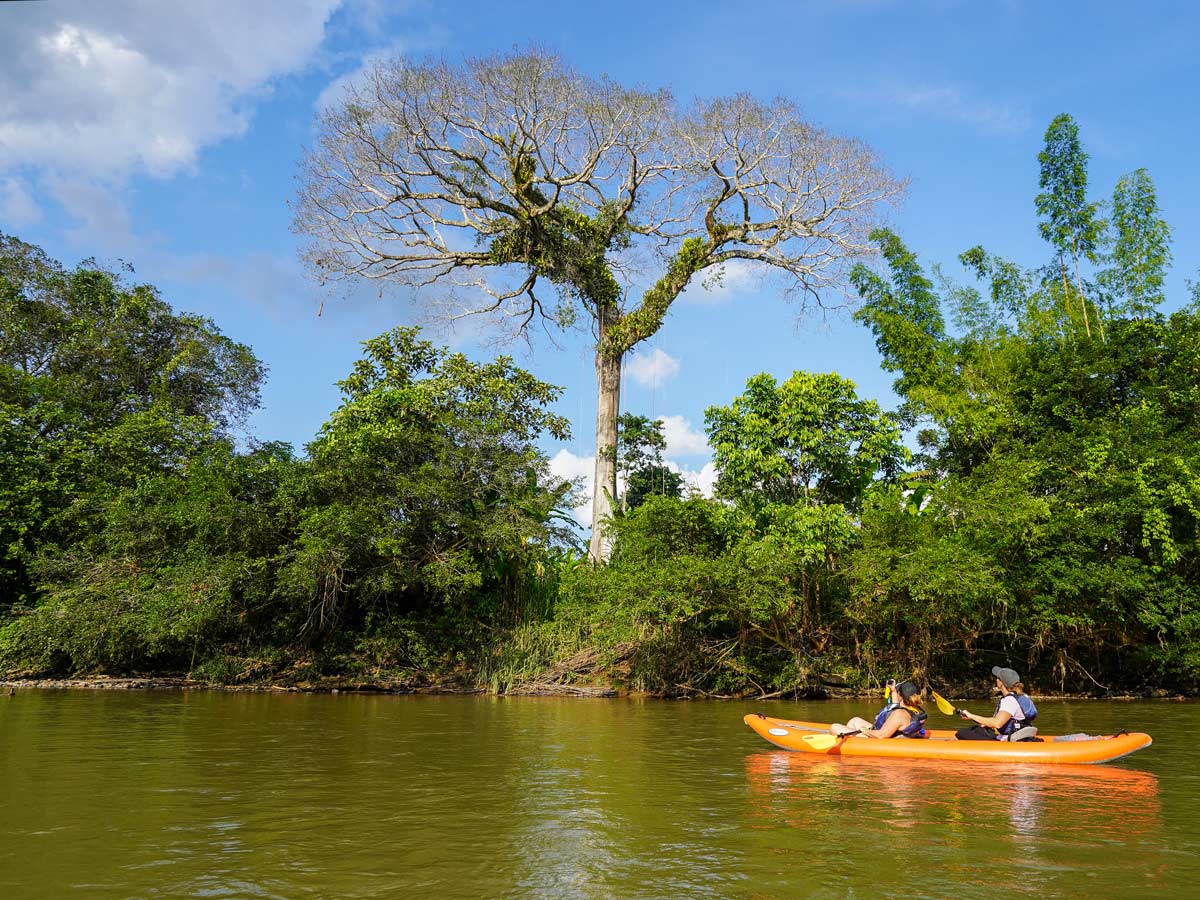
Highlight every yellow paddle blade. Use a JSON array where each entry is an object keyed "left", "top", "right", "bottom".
[
  {"left": 931, "top": 690, "right": 957, "bottom": 716},
  {"left": 801, "top": 733, "right": 843, "bottom": 750},
  {"left": 803, "top": 731, "right": 864, "bottom": 750}
]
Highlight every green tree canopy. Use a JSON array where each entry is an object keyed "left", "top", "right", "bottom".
[
  {"left": 0, "top": 440, "right": 300, "bottom": 674},
  {"left": 0, "top": 234, "right": 263, "bottom": 605},
  {"left": 849, "top": 200, "right": 1200, "bottom": 686},
  {"left": 279, "top": 327, "right": 575, "bottom": 638},
  {"left": 1101, "top": 168, "right": 1172, "bottom": 318},
  {"left": 625, "top": 464, "right": 684, "bottom": 511},
  {"left": 615, "top": 414, "right": 682, "bottom": 509},
  {"left": 705, "top": 371, "right": 907, "bottom": 510},
  {"left": 1035, "top": 113, "right": 1105, "bottom": 337}
]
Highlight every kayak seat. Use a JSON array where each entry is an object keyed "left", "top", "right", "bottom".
[{"left": 1008, "top": 725, "right": 1039, "bottom": 742}]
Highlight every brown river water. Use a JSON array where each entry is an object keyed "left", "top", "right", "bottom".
[{"left": 1, "top": 690, "right": 1197, "bottom": 898}]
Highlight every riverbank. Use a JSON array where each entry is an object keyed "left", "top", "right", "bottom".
[
  {"left": 0, "top": 674, "right": 615, "bottom": 697},
  {"left": 1, "top": 674, "right": 1190, "bottom": 700}
]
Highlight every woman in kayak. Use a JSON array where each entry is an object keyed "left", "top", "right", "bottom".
[
  {"left": 830, "top": 680, "right": 928, "bottom": 738},
  {"left": 955, "top": 666, "right": 1039, "bottom": 741}
]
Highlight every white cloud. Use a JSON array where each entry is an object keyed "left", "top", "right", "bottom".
[
  {"left": 625, "top": 347, "right": 680, "bottom": 388},
  {"left": 549, "top": 449, "right": 595, "bottom": 527},
  {"left": 0, "top": 177, "right": 41, "bottom": 227},
  {"left": 549, "top": 443, "right": 720, "bottom": 529},
  {"left": 660, "top": 415, "right": 710, "bottom": 457},
  {"left": 838, "top": 81, "right": 1030, "bottom": 136},
  {"left": 895, "top": 84, "right": 1030, "bottom": 135},
  {"left": 314, "top": 10, "right": 446, "bottom": 114},
  {"left": 176, "top": 249, "right": 317, "bottom": 320},
  {"left": 668, "top": 460, "right": 718, "bottom": 498},
  {"left": 0, "top": 1, "right": 343, "bottom": 180},
  {"left": 680, "top": 259, "right": 758, "bottom": 305},
  {"left": 46, "top": 177, "right": 137, "bottom": 253}
]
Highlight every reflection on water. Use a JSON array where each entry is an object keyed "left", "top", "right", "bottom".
[
  {"left": 0, "top": 692, "right": 1195, "bottom": 900},
  {"left": 743, "top": 750, "right": 1172, "bottom": 898},
  {"left": 746, "top": 750, "right": 1161, "bottom": 839}
]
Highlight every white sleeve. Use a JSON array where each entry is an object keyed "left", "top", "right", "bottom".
[{"left": 999, "top": 696, "right": 1022, "bottom": 719}]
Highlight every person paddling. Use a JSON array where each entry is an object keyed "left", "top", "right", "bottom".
[
  {"left": 831, "top": 680, "right": 929, "bottom": 739},
  {"left": 955, "top": 666, "right": 1039, "bottom": 741}
]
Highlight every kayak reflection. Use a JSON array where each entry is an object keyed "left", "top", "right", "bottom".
[{"left": 744, "top": 751, "right": 1160, "bottom": 841}]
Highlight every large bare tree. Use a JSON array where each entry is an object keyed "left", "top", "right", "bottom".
[{"left": 295, "top": 49, "right": 903, "bottom": 561}]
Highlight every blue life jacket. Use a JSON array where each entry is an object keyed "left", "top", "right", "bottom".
[
  {"left": 872, "top": 703, "right": 928, "bottom": 738},
  {"left": 994, "top": 692, "right": 1038, "bottom": 737}
]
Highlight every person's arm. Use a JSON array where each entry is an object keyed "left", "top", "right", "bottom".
[
  {"left": 863, "top": 708, "right": 908, "bottom": 738},
  {"left": 960, "top": 703, "right": 1013, "bottom": 730}
]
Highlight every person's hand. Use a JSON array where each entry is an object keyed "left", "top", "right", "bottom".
[{"left": 959, "top": 709, "right": 971, "bottom": 721}]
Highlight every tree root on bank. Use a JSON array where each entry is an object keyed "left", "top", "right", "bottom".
[
  {"left": 503, "top": 643, "right": 635, "bottom": 697},
  {"left": 505, "top": 682, "right": 617, "bottom": 697}
]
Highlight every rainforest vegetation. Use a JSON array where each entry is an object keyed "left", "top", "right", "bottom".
[{"left": 2, "top": 114, "right": 1198, "bottom": 696}]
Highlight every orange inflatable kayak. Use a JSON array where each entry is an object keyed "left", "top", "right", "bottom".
[{"left": 744, "top": 713, "right": 1152, "bottom": 765}]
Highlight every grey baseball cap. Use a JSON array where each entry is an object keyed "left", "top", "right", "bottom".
[{"left": 992, "top": 666, "right": 1021, "bottom": 688}]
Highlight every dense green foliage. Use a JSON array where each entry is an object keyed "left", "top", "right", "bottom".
[
  {"left": 6, "top": 441, "right": 299, "bottom": 675},
  {"left": 841, "top": 114, "right": 1200, "bottom": 690},
  {"left": 491, "top": 377, "right": 902, "bottom": 695},
  {"left": 3, "top": 112, "right": 1199, "bottom": 696},
  {"left": 624, "top": 464, "right": 683, "bottom": 511},
  {"left": 0, "top": 236, "right": 262, "bottom": 609},
  {"left": 706, "top": 371, "right": 906, "bottom": 510},
  {"left": 848, "top": 253, "right": 1200, "bottom": 689},
  {"left": 0, "top": 250, "right": 574, "bottom": 680},
  {"left": 278, "top": 329, "right": 574, "bottom": 646},
  {"left": 1102, "top": 168, "right": 1172, "bottom": 317}
]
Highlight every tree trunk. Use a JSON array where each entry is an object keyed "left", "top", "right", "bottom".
[
  {"left": 1068, "top": 244, "right": 1092, "bottom": 340},
  {"left": 1072, "top": 243, "right": 1104, "bottom": 343},
  {"left": 1059, "top": 250, "right": 1088, "bottom": 339},
  {"left": 589, "top": 311, "right": 622, "bottom": 562}
]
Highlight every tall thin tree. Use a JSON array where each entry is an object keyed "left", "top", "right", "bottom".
[
  {"left": 1102, "top": 168, "right": 1172, "bottom": 318},
  {"left": 1035, "top": 113, "right": 1104, "bottom": 339}
]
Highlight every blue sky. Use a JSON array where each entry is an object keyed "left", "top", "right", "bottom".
[{"left": 3, "top": 0, "right": 1198, "bottom": 522}]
